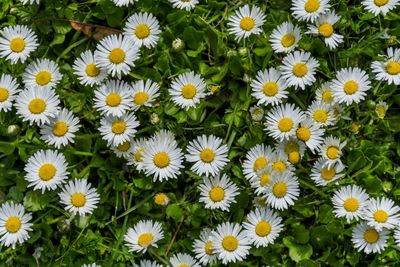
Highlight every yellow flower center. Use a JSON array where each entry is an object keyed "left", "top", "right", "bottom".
[
  {"left": 181, "top": 84, "right": 197, "bottom": 99},
  {"left": 296, "top": 127, "right": 311, "bottom": 141},
  {"left": 343, "top": 197, "right": 359, "bottom": 212},
  {"left": 222, "top": 235, "right": 238, "bottom": 252},
  {"left": 364, "top": 229, "right": 379, "bottom": 244},
  {"left": 263, "top": 82, "right": 279, "bottom": 96},
  {"left": 255, "top": 220, "right": 271, "bottom": 237},
  {"left": 272, "top": 161, "right": 286, "bottom": 173},
  {"left": 28, "top": 98, "right": 46, "bottom": 114},
  {"left": 106, "top": 93, "right": 121, "bottom": 107},
  {"left": 374, "top": 0, "right": 389, "bottom": 6},
  {"left": 85, "top": 63, "right": 100, "bottom": 77},
  {"left": 278, "top": 118, "right": 294, "bottom": 132},
  {"left": 313, "top": 109, "right": 328, "bottom": 123},
  {"left": 204, "top": 241, "right": 213, "bottom": 255},
  {"left": 321, "top": 166, "right": 336, "bottom": 181},
  {"left": 154, "top": 193, "right": 168, "bottom": 206},
  {"left": 0, "top": 88, "right": 9, "bottom": 102},
  {"left": 376, "top": 105, "right": 386, "bottom": 119},
  {"left": 253, "top": 156, "right": 268, "bottom": 170},
  {"left": 344, "top": 80, "right": 358, "bottom": 95},
  {"left": 281, "top": 34, "right": 295, "bottom": 48},
  {"left": 135, "top": 24, "right": 151, "bottom": 39},
  {"left": 5, "top": 216, "right": 21, "bottom": 233},
  {"left": 304, "top": 0, "right": 320, "bottom": 13},
  {"left": 38, "top": 163, "right": 57, "bottom": 181},
  {"left": 153, "top": 151, "right": 170, "bottom": 168},
  {"left": 71, "top": 192, "right": 86, "bottom": 207},
  {"left": 288, "top": 151, "right": 300, "bottom": 164},
  {"left": 321, "top": 90, "right": 333, "bottom": 103},
  {"left": 133, "top": 92, "right": 149, "bottom": 105},
  {"left": 386, "top": 61, "right": 400, "bottom": 75},
  {"left": 239, "top": 16, "right": 255, "bottom": 31},
  {"left": 259, "top": 173, "right": 271, "bottom": 186},
  {"left": 134, "top": 148, "right": 145, "bottom": 162},
  {"left": 373, "top": 209, "right": 388, "bottom": 223},
  {"left": 52, "top": 121, "right": 68, "bottom": 137},
  {"left": 326, "top": 146, "right": 339, "bottom": 160},
  {"left": 9, "top": 37, "right": 25, "bottom": 52},
  {"left": 200, "top": 148, "right": 215, "bottom": 163},
  {"left": 138, "top": 233, "right": 154, "bottom": 247},
  {"left": 111, "top": 120, "right": 126, "bottom": 134},
  {"left": 272, "top": 181, "right": 287, "bottom": 198},
  {"left": 109, "top": 48, "right": 126, "bottom": 64},
  {"left": 117, "top": 141, "right": 131, "bottom": 152},
  {"left": 293, "top": 63, "right": 308, "bottom": 77},
  {"left": 35, "top": 71, "right": 52, "bottom": 86},
  {"left": 178, "top": 265, "right": 189, "bottom": 267},
  {"left": 318, "top": 23, "right": 334, "bottom": 38},
  {"left": 209, "top": 186, "right": 225, "bottom": 202}
]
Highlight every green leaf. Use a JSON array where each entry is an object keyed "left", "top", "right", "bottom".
[{"left": 166, "top": 204, "right": 183, "bottom": 222}]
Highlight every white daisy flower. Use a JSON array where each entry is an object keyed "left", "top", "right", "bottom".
[
  {"left": 39, "top": 108, "right": 80, "bottom": 149},
  {"left": 352, "top": 222, "right": 389, "bottom": 254},
  {"left": 211, "top": 222, "right": 251, "bottom": 264},
  {"left": 142, "top": 131, "right": 184, "bottom": 181},
  {"left": 21, "top": 0, "right": 40, "bottom": 4},
  {"left": 193, "top": 229, "right": 218, "bottom": 265},
  {"left": 198, "top": 174, "right": 239, "bottom": 211},
  {"left": 99, "top": 112, "right": 139, "bottom": 147},
  {"left": 170, "top": 253, "right": 200, "bottom": 267},
  {"left": 72, "top": 50, "right": 107, "bottom": 86},
  {"left": 250, "top": 68, "right": 289, "bottom": 106},
  {"left": 375, "top": 100, "right": 389, "bottom": 119},
  {"left": 371, "top": 47, "right": 400, "bottom": 85},
  {"left": 131, "top": 79, "right": 160, "bottom": 110},
  {"left": 58, "top": 179, "right": 100, "bottom": 216},
  {"left": 0, "top": 202, "right": 33, "bottom": 248},
  {"left": 243, "top": 208, "right": 284, "bottom": 247},
  {"left": 361, "top": 0, "right": 399, "bottom": 16},
  {"left": 315, "top": 81, "right": 335, "bottom": 104},
  {"left": 306, "top": 100, "right": 335, "bottom": 127},
  {"left": 82, "top": 264, "right": 101, "bottom": 267},
  {"left": 306, "top": 10, "right": 344, "bottom": 49},
  {"left": 134, "top": 260, "right": 162, "bottom": 267},
  {"left": 332, "top": 185, "right": 369, "bottom": 222},
  {"left": 295, "top": 118, "right": 325, "bottom": 153},
  {"left": 362, "top": 197, "right": 400, "bottom": 231},
  {"left": 280, "top": 51, "right": 320, "bottom": 90},
  {"left": 319, "top": 135, "right": 346, "bottom": 168},
  {"left": 111, "top": 137, "right": 136, "bottom": 159},
  {"left": 0, "top": 74, "right": 19, "bottom": 112},
  {"left": 249, "top": 167, "right": 277, "bottom": 196},
  {"left": 112, "top": 0, "right": 137, "bottom": 7},
  {"left": 186, "top": 134, "right": 229, "bottom": 177},
  {"left": 124, "top": 12, "right": 161, "bottom": 48},
  {"left": 291, "top": 0, "right": 331, "bottom": 22},
  {"left": 0, "top": 25, "right": 38, "bottom": 64},
  {"left": 24, "top": 149, "right": 69, "bottom": 193},
  {"left": 227, "top": 5, "right": 267, "bottom": 42},
  {"left": 94, "top": 34, "right": 140, "bottom": 78},
  {"left": 394, "top": 229, "right": 400, "bottom": 247},
  {"left": 23, "top": 58, "right": 62, "bottom": 89},
  {"left": 124, "top": 220, "right": 164, "bottom": 253},
  {"left": 249, "top": 105, "right": 264, "bottom": 121},
  {"left": 270, "top": 22, "right": 302, "bottom": 53},
  {"left": 331, "top": 67, "right": 372, "bottom": 105},
  {"left": 15, "top": 86, "right": 60, "bottom": 126},
  {"left": 310, "top": 158, "right": 345, "bottom": 186},
  {"left": 93, "top": 80, "right": 132, "bottom": 117},
  {"left": 127, "top": 137, "right": 148, "bottom": 171},
  {"left": 276, "top": 138, "right": 306, "bottom": 165},
  {"left": 169, "top": 0, "right": 199, "bottom": 11},
  {"left": 169, "top": 71, "right": 207, "bottom": 110},
  {"left": 242, "top": 144, "right": 274, "bottom": 181},
  {"left": 265, "top": 103, "right": 306, "bottom": 141},
  {"left": 270, "top": 151, "right": 295, "bottom": 174},
  {"left": 266, "top": 171, "right": 300, "bottom": 210}
]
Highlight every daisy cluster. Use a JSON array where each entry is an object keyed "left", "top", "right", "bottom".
[{"left": 0, "top": 0, "right": 399, "bottom": 266}]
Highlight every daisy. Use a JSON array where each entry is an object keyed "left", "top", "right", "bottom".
[
  {"left": 266, "top": 171, "right": 300, "bottom": 210},
  {"left": 332, "top": 185, "right": 369, "bottom": 222},
  {"left": 0, "top": 74, "right": 19, "bottom": 112},
  {"left": 269, "top": 22, "right": 302, "bottom": 53},
  {"left": 315, "top": 81, "right": 335, "bottom": 104},
  {"left": 250, "top": 167, "right": 276, "bottom": 196},
  {"left": 276, "top": 138, "right": 306, "bottom": 165},
  {"left": 319, "top": 135, "right": 346, "bottom": 168},
  {"left": 375, "top": 101, "right": 389, "bottom": 119},
  {"left": 99, "top": 112, "right": 139, "bottom": 146},
  {"left": 21, "top": 0, "right": 40, "bottom": 4},
  {"left": 211, "top": 222, "right": 251, "bottom": 264},
  {"left": 291, "top": 0, "right": 331, "bottom": 22},
  {"left": 361, "top": 0, "right": 399, "bottom": 16},
  {"left": 270, "top": 151, "right": 295, "bottom": 174},
  {"left": 169, "top": 0, "right": 199, "bottom": 11},
  {"left": 59, "top": 179, "right": 100, "bottom": 216},
  {"left": 249, "top": 105, "right": 264, "bottom": 121},
  {"left": 94, "top": 34, "right": 140, "bottom": 78},
  {"left": 169, "top": 71, "right": 207, "bottom": 110},
  {"left": 331, "top": 67, "right": 372, "bottom": 105},
  {"left": 307, "top": 10, "right": 344, "bottom": 49},
  {"left": 124, "top": 220, "right": 164, "bottom": 253},
  {"left": 170, "top": 253, "right": 200, "bottom": 267},
  {"left": 131, "top": 79, "right": 160, "bottom": 110},
  {"left": 310, "top": 158, "right": 345, "bottom": 186},
  {"left": 111, "top": 137, "right": 135, "bottom": 159},
  {"left": 82, "top": 264, "right": 101, "bottom": 267},
  {"left": 112, "top": 0, "right": 137, "bottom": 7},
  {"left": 72, "top": 50, "right": 107, "bottom": 86},
  {"left": 306, "top": 100, "right": 335, "bottom": 126},
  {"left": 0, "top": 202, "right": 32, "bottom": 248},
  {"left": 265, "top": 103, "right": 306, "bottom": 141},
  {"left": 371, "top": 47, "right": 400, "bottom": 85},
  {"left": 153, "top": 193, "right": 170, "bottom": 207},
  {"left": 186, "top": 134, "right": 229, "bottom": 177},
  {"left": 142, "top": 131, "right": 184, "bottom": 181},
  {"left": 280, "top": 51, "right": 320, "bottom": 90},
  {"left": 39, "top": 108, "right": 80, "bottom": 149},
  {"left": 126, "top": 137, "right": 148, "bottom": 171},
  {"left": 15, "top": 86, "right": 60, "bottom": 125},
  {"left": 295, "top": 118, "right": 325, "bottom": 153},
  {"left": 198, "top": 174, "right": 239, "bottom": 211},
  {"left": 24, "top": 150, "right": 69, "bottom": 193},
  {"left": 23, "top": 58, "right": 62, "bottom": 89},
  {"left": 134, "top": 260, "right": 162, "bottom": 267},
  {"left": 93, "top": 80, "right": 132, "bottom": 117},
  {"left": 124, "top": 12, "right": 161, "bottom": 48},
  {"left": 0, "top": 25, "right": 38, "bottom": 64},
  {"left": 193, "top": 229, "right": 218, "bottom": 265},
  {"left": 242, "top": 144, "right": 274, "bottom": 181},
  {"left": 394, "top": 229, "right": 400, "bottom": 247},
  {"left": 243, "top": 208, "right": 284, "bottom": 247},
  {"left": 352, "top": 222, "right": 389, "bottom": 254},
  {"left": 227, "top": 5, "right": 267, "bottom": 42},
  {"left": 250, "top": 68, "right": 289, "bottom": 106},
  {"left": 362, "top": 197, "right": 400, "bottom": 231}
]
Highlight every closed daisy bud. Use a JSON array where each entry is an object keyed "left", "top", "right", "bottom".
[
  {"left": 350, "top": 122, "right": 361, "bottom": 134},
  {"left": 150, "top": 113, "right": 160, "bottom": 125},
  {"left": 249, "top": 106, "right": 264, "bottom": 122},
  {"left": 172, "top": 38, "right": 185, "bottom": 52},
  {"left": 7, "top": 124, "right": 20, "bottom": 136},
  {"left": 209, "top": 85, "right": 220, "bottom": 94},
  {"left": 154, "top": 193, "right": 170, "bottom": 206}
]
